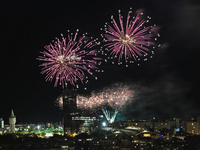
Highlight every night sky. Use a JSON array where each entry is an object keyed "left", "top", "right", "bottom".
[{"left": 1, "top": 0, "right": 200, "bottom": 124}]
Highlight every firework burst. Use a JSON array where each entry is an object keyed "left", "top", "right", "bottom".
[
  {"left": 101, "top": 8, "right": 161, "bottom": 65},
  {"left": 37, "top": 29, "right": 102, "bottom": 89},
  {"left": 76, "top": 92, "right": 102, "bottom": 111},
  {"left": 55, "top": 83, "right": 134, "bottom": 123},
  {"left": 77, "top": 83, "right": 134, "bottom": 123},
  {"left": 100, "top": 83, "right": 134, "bottom": 123}
]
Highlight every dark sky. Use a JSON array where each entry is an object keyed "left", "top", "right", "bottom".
[{"left": 1, "top": 0, "right": 200, "bottom": 124}]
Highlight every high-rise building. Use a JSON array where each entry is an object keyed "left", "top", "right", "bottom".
[
  {"left": 62, "top": 89, "right": 83, "bottom": 134},
  {"left": 9, "top": 109, "right": 16, "bottom": 133},
  {"left": 169, "top": 118, "right": 180, "bottom": 130},
  {"left": 0, "top": 118, "right": 4, "bottom": 129},
  {"left": 187, "top": 121, "right": 198, "bottom": 135},
  {"left": 153, "top": 120, "right": 170, "bottom": 133}
]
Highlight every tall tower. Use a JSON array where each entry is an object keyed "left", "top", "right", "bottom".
[
  {"left": 9, "top": 109, "right": 16, "bottom": 133},
  {"left": 62, "top": 89, "right": 82, "bottom": 134},
  {"left": 0, "top": 118, "right": 4, "bottom": 129}
]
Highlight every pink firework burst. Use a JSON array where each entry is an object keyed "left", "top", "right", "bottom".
[
  {"left": 37, "top": 30, "right": 101, "bottom": 89},
  {"left": 102, "top": 8, "right": 161, "bottom": 64}
]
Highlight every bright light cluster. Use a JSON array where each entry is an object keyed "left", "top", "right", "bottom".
[
  {"left": 37, "top": 30, "right": 101, "bottom": 89},
  {"left": 102, "top": 8, "right": 161, "bottom": 65}
]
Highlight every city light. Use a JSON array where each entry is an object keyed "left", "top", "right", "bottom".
[{"left": 102, "top": 122, "right": 106, "bottom": 127}]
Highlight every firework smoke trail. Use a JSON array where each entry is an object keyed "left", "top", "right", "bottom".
[
  {"left": 55, "top": 83, "right": 134, "bottom": 123},
  {"left": 55, "top": 92, "right": 103, "bottom": 111},
  {"left": 102, "top": 8, "right": 161, "bottom": 65},
  {"left": 76, "top": 92, "right": 104, "bottom": 112},
  {"left": 77, "top": 83, "right": 134, "bottom": 123},
  {"left": 37, "top": 29, "right": 102, "bottom": 89}
]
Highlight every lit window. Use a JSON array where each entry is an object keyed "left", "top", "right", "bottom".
[{"left": 144, "top": 134, "right": 150, "bottom": 137}]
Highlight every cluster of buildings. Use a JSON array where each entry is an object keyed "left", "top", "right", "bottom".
[
  {"left": 74, "top": 117, "right": 200, "bottom": 149},
  {"left": 1, "top": 89, "right": 200, "bottom": 137},
  {"left": 0, "top": 110, "right": 63, "bottom": 135},
  {"left": 0, "top": 110, "right": 16, "bottom": 134},
  {"left": 60, "top": 89, "right": 200, "bottom": 137},
  {"left": 1, "top": 89, "right": 200, "bottom": 149}
]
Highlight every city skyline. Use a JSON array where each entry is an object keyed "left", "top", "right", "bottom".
[{"left": 1, "top": 0, "right": 200, "bottom": 124}]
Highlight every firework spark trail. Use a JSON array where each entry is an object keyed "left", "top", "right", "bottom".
[
  {"left": 100, "top": 83, "right": 134, "bottom": 123},
  {"left": 55, "top": 83, "right": 134, "bottom": 123},
  {"left": 76, "top": 92, "right": 104, "bottom": 112},
  {"left": 37, "top": 30, "right": 102, "bottom": 89},
  {"left": 102, "top": 8, "right": 161, "bottom": 64},
  {"left": 55, "top": 92, "right": 104, "bottom": 111},
  {"left": 76, "top": 83, "right": 134, "bottom": 123}
]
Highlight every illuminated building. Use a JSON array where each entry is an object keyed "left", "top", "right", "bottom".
[
  {"left": 75, "top": 133, "right": 93, "bottom": 150},
  {"left": 62, "top": 89, "right": 82, "bottom": 134},
  {"left": 112, "top": 120, "right": 149, "bottom": 132},
  {"left": 72, "top": 116, "right": 97, "bottom": 134},
  {"left": 9, "top": 109, "right": 16, "bottom": 133},
  {"left": 179, "top": 119, "right": 187, "bottom": 133},
  {"left": 114, "top": 134, "right": 141, "bottom": 150},
  {"left": 62, "top": 89, "right": 100, "bottom": 135},
  {"left": 0, "top": 118, "right": 4, "bottom": 129},
  {"left": 136, "top": 131, "right": 154, "bottom": 138},
  {"left": 153, "top": 120, "right": 170, "bottom": 133},
  {"left": 0, "top": 118, "right": 4, "bottom": 134},
  {"left": 187, "top": 120, "right": 198, "bottom": 135},
  {"left": 125, "top": 120, "right": 147, "bottom": 129}
]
